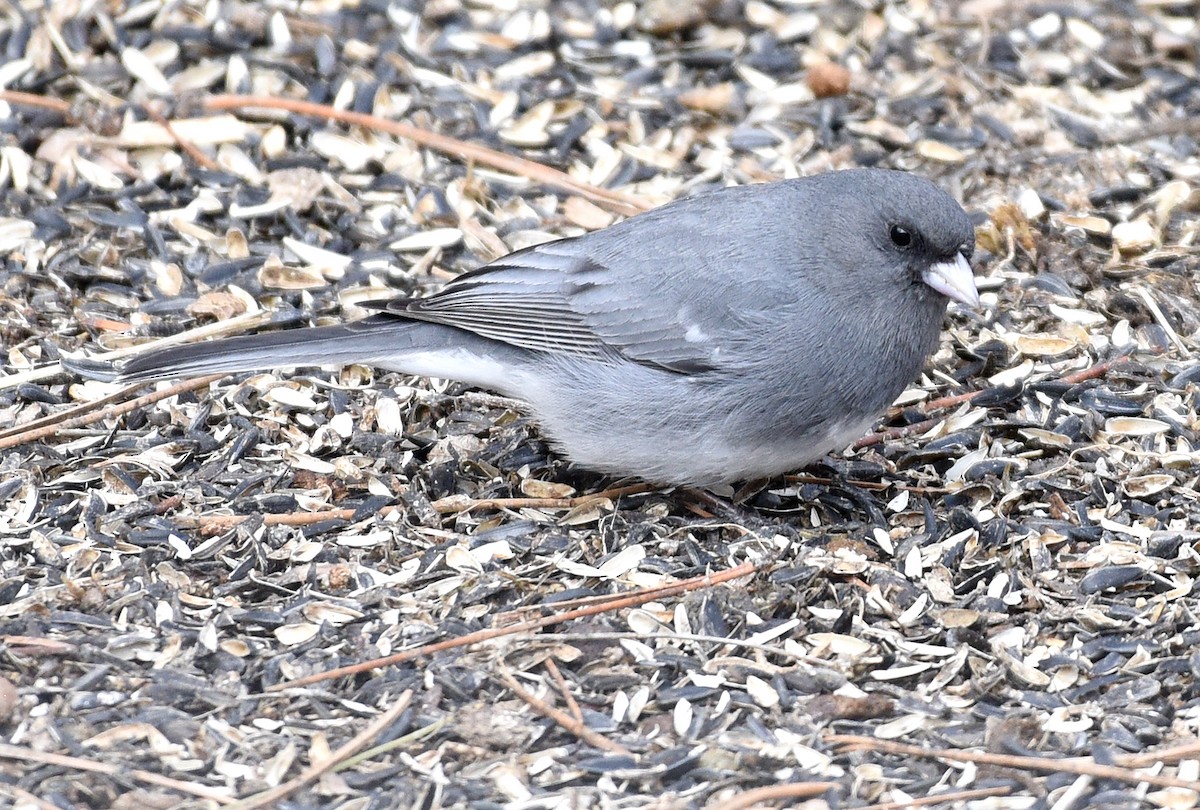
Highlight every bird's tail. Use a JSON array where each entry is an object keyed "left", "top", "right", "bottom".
[
  {"left": 63, "top": 315, "right": 526, "bottom": 393},
  {"left": 63, "top": 317, "right": 424, "bottom": 383}
]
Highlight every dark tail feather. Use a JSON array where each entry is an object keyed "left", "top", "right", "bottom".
[{"left": 64, "top": 321, "right": 410, "bottom": 383}]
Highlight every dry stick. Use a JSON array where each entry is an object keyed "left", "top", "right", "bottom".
[
  {"left": 492, "top": 560, "right": 766, "bottom": 625},
  {"left": 913, "top": 387, "right": 988, "bottom": 416},
  {"left": 1, "top": 635, "right": 77, "bottom": 655},
  {"left": 521, "top": 631, "right": 829, "bottom": 667},
  {"left": 0, "top": 783, "right": 68, "bottom": 810},
  {"left": 333, "top": 717, "right": 448, "bottom": 770},
  {"left": 267, "top": 561, "right": 759, "bottom": 691},
  {"left": 1104, "top": 116, "right": 1200, "bottom": 145},
  {"left": 0, "top": 92, "right": 197, "bottom": 232},
  {"left": 6, "top": 88, "right": 644, "bottom": 222},
  {"left": 1119, "top": 739, "right": 1200, "bottom": 769},
  {"left": 0, "top": 375, "right": 224, "bottom": 451},
  {"left": 430, "top": 482, "right": 655, "bottom": 514},
  {"left": 1057, "top": 353, "right": 1139, "bottom": 385},
  {"left": 0, "top": 90, "right": 71, "bottom": 114},
  {"left": 856, "top": 354, "right": 1136, "bottom": 450},
  {"left": 705, "top": 782, "right": 839, "bottom": 810},
  {"left": 142, "top": 103, "right": 220, "bottom": 170},
  {"left": 80, "top": 314, "right": 134, "bottom": 332},
  {"left": 0, "top": 387, "right": 134, "bottom": 441},
  {"left": 542, "top": 657, "right": 585, "bottom": 725},
  {"left": 202, "top": 94, "right": 651, "bottom": 217},
  {"left": 495, "top": 589, "right": 648, "bottom": 622},
  {"left": 170, "top": 481, "right": 653, "bottom": 534},
  {"left": 867, "top": 785, "right": 1015, "bottom": 810},
  {"left": 0, "top": 308, "right": 285, "bottom": 396},
  {"left": 0, "top": 741, "right": 234, "bottom": 804},
  {"left": 174, "top": 508, "right": 365, "bottom": 532},
  {"left": 226, "top": 690, "right": 412, "bottom": 810},
  {"left": 826, "top": 734, "right": 1200, "bottom": 792},
  {"left": 855, "top": 407, "right": 961, "bottom": 450},
  {"left": 785, "top": 472, "right": 949, "bottom": 495},
  {"left": 496, "top": 669, "right": 629, "bottom": 755},
  {"left": 2, "top": 88, "right": 647, "bottom": 214},
  {"left": 927, "top": 353, "right": 1133, "bottom": 414}
]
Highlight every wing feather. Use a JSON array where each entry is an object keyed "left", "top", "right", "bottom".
[{"left": 364, "top": 228, "right": 733, "bottom": 373}]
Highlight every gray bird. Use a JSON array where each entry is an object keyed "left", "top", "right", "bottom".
[{"left": 68, "top": 169, "right": 979, "bottom": 486}]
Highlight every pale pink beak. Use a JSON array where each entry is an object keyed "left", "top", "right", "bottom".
[{"left": 923, "top": 252, "right": 979, "bottom": 307}]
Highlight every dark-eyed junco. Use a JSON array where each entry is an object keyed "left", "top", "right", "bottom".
[{"left": 67, "top": 169, "right": 979, "bottom": 485}]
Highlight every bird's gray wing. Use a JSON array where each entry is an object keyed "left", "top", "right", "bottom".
[{"left": 365, "top": 236, "right": 737, "bottom": 373}]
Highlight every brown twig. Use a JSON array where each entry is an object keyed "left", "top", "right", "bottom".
[
  {"left": 78, "top": 314, "right": 134, "bottom": 332},
  {"left": 0, "top": 308, "right": 286, "bottom": 396},
  {"left": 5, "top": 88, "right": 649, "bottom": 221},
  {"left": 853, "top": 412, "right": 948, "bottom": 450},
  {"left": 0, "top": 90, "right": 72, "bottom": 114},
  {"left": 0, "top": 742, "right": 233, "bottom": 804},
  {"left": 496, "top": 668, "right": 629, "bottom": 754},
  {"left": 518, "top": 631, "right": 829, "bottom": 666},
  {"left": 174, "top": 507, "right": 368, "bottom": 533},
  {"left": 267, "top": 560, "right": 760, "bottom": 691},
  {"left": 492, "top": 560, "right": 759, "bottom": 625},
  {"left": 226, "top": 690, "right": 412, "bottom": 810},
  {"left": 1058, "top": 354, "right": 1136, "bottom": 385},
  {"left": 0, "top": 387, "right": 135, "bottom": 441},
  {"left": 1, "top": 636, "right": 78, "bottom": 655},
  {"left": 868, "top": 785, "right": 1014, "bottom": 809},
  {"left": 3, "top": 88, "right": 649, "bottom": 213},
  {"left": 1118, "top": 739, "right": 1200, "bottom": 769},
  {"left": 203, "top": 94, "right": 651, "bottom": 216},
  {"left": 168, "top": 481, "right": 654, "bottom": 535},
  {"left": 858, "top": 353, "right": 1137, "bottom": 450},
  {"left": 784, "top": 473, "right": 950, "bottom": 495},
  {"left": 543, "top": 657, "right": 584, "bottom": 725},
  {"left": 431, "top": 482, "right": 655, "bottom": 513},
  {"left": 1103, "top": 116, "right": 1200, "bottom": 145},
  {"left": 332, "top": 717, "right": 448, "bottom": 769},
  {"left": 0, "top": 375, "right": 224, "bottom": 451},
  {"left": 826, "top": 734, "right": 1200, "bottom": 792},
  {"left": 705, "top": 782, "right": 838, "bottom": 810},
  {"left": 0, "top": 783, "right": 63, "bottom": 810},
  {"left": 915, "top": 388, "right": 985, "bottom": 415},
  {"left": 143, "top": 103, "right": 219, "bottom": 170}
]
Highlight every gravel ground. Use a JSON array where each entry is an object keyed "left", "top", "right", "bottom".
[{"left": 3, "top": 1, "right": 1200, "bottom": 808}]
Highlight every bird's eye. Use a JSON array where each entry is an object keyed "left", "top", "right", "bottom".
[{"left": 889, "top": 225, "right": 913, "bottom": 248}]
